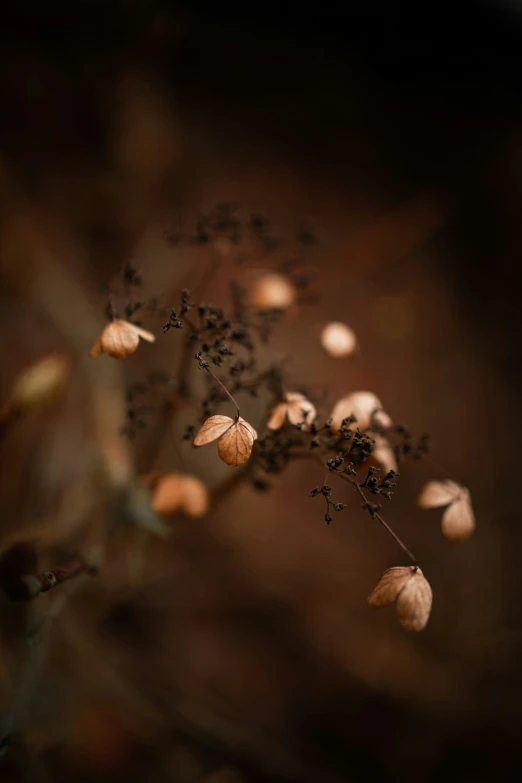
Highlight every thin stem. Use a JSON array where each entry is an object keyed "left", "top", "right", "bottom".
[
  {"left": 204, "top": 366, "right": 240, "bottom": 418},
  {"left": 309, "top": 454, "right": 417, "bottom": 565}
]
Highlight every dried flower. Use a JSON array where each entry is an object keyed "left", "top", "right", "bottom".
[
  {"left": 372, "top": 434, "right": 398, "bottom": 474},
  {"left": 249, "top": 272, "right": 296, "bottom": 310},
  {"left": 90, "top": 320, "right": 155, "bottom": 359},
  {"left": 320, "top": 321, "right": 357, "bottom": 357},
  {"left": 267, "top": 392, "right": 316, "bottom": 431},
  {"left": 418, "top": 479, "right": 475, "bottom": 542},
  {"left": 10, "top": 354, "right": 70, "bottom": 411},
  {"left": 330, "top": 390, "right": 392, "bottom": 433},
  {"left": 194, "top": 415, "right": 258, "bottom": 467},
  {"left": 368, "top": 566, "right": 433, "bottom": 631},
  {"left": 149, "top": 473, "right": 209, "bottom": 518}
]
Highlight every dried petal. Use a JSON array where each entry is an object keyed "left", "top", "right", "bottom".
[
  {"left": 151, "top": 474, "right": 184, "bottom": 515},
  {"left": 320, "top": 321, "right": 357, "bottom": 358},
  {"left": 367, "top": 566, "right": 414, "bottom": 607},
  {"left": 90, "top": 319, "right": 155, "bottom": 360},
  {"left": 286, "top": 392, "right": 316, "bottom": 430},
  {"left": 194, "top": 415, "right": 235, "bottom": 446},
  {"left": 249, "top": 272, "right": 296, "bottom": 311},
  {"left": 150, "top": 473, "right": 210, "bottom": 518},
  {"left": 417, "top": 479, "right": 463, "bottom": 509},
  {"left": 267, "top": 402, "right": 288, "bottom": 431},
  {"left": 217, "top": 417, "right": 258, "bottom": 467},
  {"left": 10, "top": 354, "right": 70, "bottom": 410},
  {"left": 372, "top": 435, "right": 398, "bottom": 474},
  {"left": 129, "top": 324, "right": 156, "bottom": 343},
  {"left": 441, "top": 492, "right": 475, "bottom": 542},
  {"left": 180, "top": 475, "right": 210, "bottom": 518},
  {"left": 330, "top": 391, "right": 392, "bottom": 432},
  {"left": 396, "top": 568, "right": 433, "bottom": 631}
]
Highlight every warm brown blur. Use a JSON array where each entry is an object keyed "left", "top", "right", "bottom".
[{"left": 1, "top": 3, "right": 521, "bottom": 782}]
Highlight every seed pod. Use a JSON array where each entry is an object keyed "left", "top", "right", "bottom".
[
  {"left": 90, "top": 320, "right": 155, "bottom": 359},
  {"left": 320, "top": 321, "right": 357, "bottom": 358}
]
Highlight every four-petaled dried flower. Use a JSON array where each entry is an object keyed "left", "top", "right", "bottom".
[
  {"left": 10, "top": 354, "right": 70, "bottom": 411},
  {"left": 368, "top": 565, "right": 433, "bottom": 631},
  {"left": 330, "top": 390, "right": 392, "bottom": 433},
  {"left": 267, "top": 392, "right": 316, "bottom": 431},
  {"left": 90, "top": 320, "right": 155, "bottom": 360},
  {"left": 249, "top": 271, "right": 296, "bottom": 311},
  {"left": 320, "top": 321, "right": 357, "bottom": 358},
  {"left": 149, "top": 473, "right": 209, "bottom": 518},
  {"left": 194, "top": 415, "right": 258, "bottom": 467},
  {"left": 417, "top": 479, "right": 475, "bottom": 542}
]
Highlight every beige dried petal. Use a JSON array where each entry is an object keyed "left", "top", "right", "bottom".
[
  {"left": 441, "top": 492, "right": 475, "bottom": 542},
  {"left": 330, "top": 390, "right": 392, "bottom": 432},
  {"left": 367, "top": 566, "right": 414, "bottom": 607},
  {"left": 372, "top": 435, "right": 398, "bottom": 474},
  {"left": 249, "top": 272, "right": 296, "bottom": 311},
  {"left": 10, "top": 354, "right": 70, "bottom": 410},
  {"left": 320, "top": 321, "right": 357, "bottom": 358},
  {"left": 151, "top": 473, "right": 209, "bottom": 518},
  {"left": 129, "top": 323, "right": 156, "bottom": 343},
  {"left": 217, "top": 417, "right": 258, "bottom": 467},
  {"left": 194, "top": 415, "right": 235, "bottom": 446},
  {"left": 151, "top": 474, "right": 184, "bottom": 515},
  {"left": 89, "top": 320, "right": 138, "bottom": 359},
  {"left": 267, "top": 402, "right": 288, "bottom": 431},
  {"left": 180, "top": 475, "right": 210, "bottom": 518},
  {"left": 417, "top": 479, "right": 463, "bottom": 509},
  {"left": 396, "top": 568, "right": 433, "bottom": 631},
  {"left": 286, "top": 394, "right": 316, "bottom": 430}
]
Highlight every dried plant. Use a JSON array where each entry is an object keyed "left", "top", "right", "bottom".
[{"left": 0, "top": 203, "right": 477, "bottom": 763}]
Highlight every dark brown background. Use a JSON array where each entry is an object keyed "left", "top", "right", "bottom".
[{"left": 1, "top": 2, "right": 521, "bottom": 781}]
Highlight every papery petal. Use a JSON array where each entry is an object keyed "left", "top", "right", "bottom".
[{"left": 194, "top": 415, "right": 234, "bottom": 446}]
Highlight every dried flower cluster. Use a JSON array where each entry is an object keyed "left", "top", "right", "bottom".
[{"left": 1, "top": 205, "right": 476, "bottom": 639}]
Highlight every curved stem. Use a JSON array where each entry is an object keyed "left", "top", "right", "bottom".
[{"left": 204, "top": 367, "right": 240, "bottom": 418}]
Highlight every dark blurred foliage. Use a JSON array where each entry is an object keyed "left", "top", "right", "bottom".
[{"left": 1, "top": 2, "right": 522, "bottom": 782}]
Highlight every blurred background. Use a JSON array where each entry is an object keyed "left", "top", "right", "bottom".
[{"left": 1, "top": 1, "right": 521, "bottom": 781}]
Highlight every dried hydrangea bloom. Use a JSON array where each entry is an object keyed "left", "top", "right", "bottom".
[
  {"left": 194, "top": 415, "right": 258, "bottom": 467},
  {"left": 368, "top": 565, "right": 433, "bottom": 631},
  {"left": 267, "top": 392, "right": 317, "bottom": 431},
  {"left": 320, "top": 321, "right": 357, "bottom": 358},
  {"left": 249, "top": 272, "right": 296, "bottom": 311},
  {"left": 418, "top": 479, "right": 475, "bottom": 542},
  {"left": 10, "top": 354, "right": 70, "bottom": 410},
  {"left": 330, "top": 390, "right": 392, "bottom": 433},
  {"left": 89, "top": 320, "right": 155, "bottom": 360},
  {"left": 150, "top": 473, "right": 209, "bottom": 518}
]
